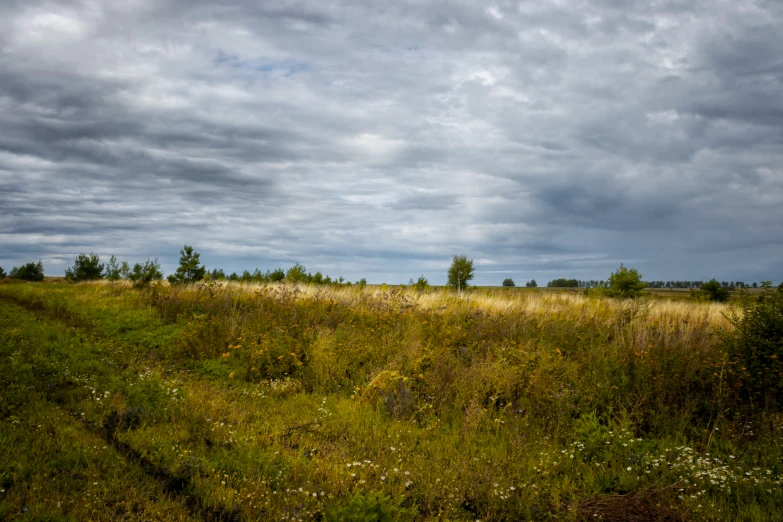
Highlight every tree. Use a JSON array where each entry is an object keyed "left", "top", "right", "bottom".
[
  {"left": 169, "top": 245, "right": 206, "bottom": 285},
  {"left": 701, "top": 279, "right": 730, "bottom": 302},
  {"left": 10, "top": 261, "right": 45, "bottom": 282},
  {"left": 526, "top": 279, "right": 537, "bottom": 288},
  {"left": 413, "top": 275, "right": 429, "bottom": 292},
  {"left": 502, "top": 278, "right": 515, "bottom": 287},
  {"left": 286, "top": 263, "right": 309, "bottom": 283},
  {"left": 210, "top": 268, "right": 226, "bottom": 280},
  {"left": 447, "top": 255, "right": 474, "bottom": 293},
  {"left": 606, "top": 264, "right": 647, "bottom": 298},
  {"left": 106, "top": 255, "right": 122, "bottom": 282},
  {"left": 123, "top": 259, "right": 163, "bottom": 288},
  {"left": 269, "top": 268, "right": 285, "bottom": 282},
  {"left": 64, "top": 252, "right": 104, "bottom": 282},
  {"left": 0, "top": 266, "right": 5, "bottom": 278}
]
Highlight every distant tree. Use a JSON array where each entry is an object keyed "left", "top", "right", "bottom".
[
  {"left": 447, "top": 255, "right": 474, "bottom": 293},
  {"left": 0, "top": 266, "right": 5, "bottom": 278},
  {"left": 210, "top": 268, "right": 226, "bottom": 280},
  {"left": 286, "top": 263, "right": 309, "bottom": 283},
  {"left": 413, "top": 275, "right": 430, "bottom": 292},
  {"left": 606, "top": 264, "right": 647, "bottom": 298},
  {"left": 526, "top": 279, "right": 537, "bottom": 288},
  {"left": 169, "top": 245, "right": 206, "bottom": 285},
  {"left": 10, "top": 261, "right": 45, "bottom": 282},
  {"left": 701, "top": 279, "right": 730, "bottom": 302},
  {"left": 228, "top": 272, "right": 239, "bottom": 281},
  {"left": 106, "top": 255, "right": 122, "bottom": 282},
  {"left": 123, "top": 259, "right": 163, "bottom": 288},
  {"left": 502, "top": 278, "right": 515, "bottom": 287},
  {"left": 752, "top": 282, "right": 758, "bottom": 289},
  {"left": 547, "top": 278, "right": 580, "bottom": 288},
  {"left": 358, "top": 278, "right": 367, "bottom": 289},
  {"left": 65, "top": 252, "right": 104, "bottom": 282},
  {"left": 269, "top": 268, "right": 285, "bottom": 282}
]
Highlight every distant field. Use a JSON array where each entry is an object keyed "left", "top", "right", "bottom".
[{"left": 1, "top": 281, "right": 781, "bottom": 521}]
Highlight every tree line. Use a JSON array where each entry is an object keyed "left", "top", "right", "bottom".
[{"left": 1, "top": 250, "right": 778, "bottom": 302}]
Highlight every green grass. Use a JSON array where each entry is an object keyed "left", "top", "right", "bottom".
[{"left": 0, "top": 280, "right": 781, "bottom": 521}]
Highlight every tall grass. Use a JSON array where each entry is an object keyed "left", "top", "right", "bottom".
[{"left": 1, "top": 280, "right": 780, "bottom": 521}]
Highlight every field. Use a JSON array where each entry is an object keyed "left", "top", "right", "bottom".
[{"left": 1, "top": 281, "right": 781, "bottom": 521}]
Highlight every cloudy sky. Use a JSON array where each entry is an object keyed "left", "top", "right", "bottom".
[{"left": 1, "top": 0, "right": 781, "bottom": 285}]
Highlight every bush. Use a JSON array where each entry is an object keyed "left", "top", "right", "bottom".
[
  {"left": 727, "top": 287, "right": 783, "bottom": 409},
  {"left": 605, "top": 264, "right": 646, "bottom": 298},
  {"left": 10, "top": 261, "right": 44, "bottom": 282},
  {"left": 122, "top": 259, "right": 163, "bottom": 288},
  {"left": 64, "top": 253, "right": 104, "bottom": 282},
  {"left": 502, "top": 278, "right": 515, "bottom": 287},
  {"left": 325, "top": 493, "right": 412, "bottom": 522},
  {"left": 701, "top": 279, "right": 730, "bottom": 302}
]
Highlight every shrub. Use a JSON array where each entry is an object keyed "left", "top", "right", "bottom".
[
  {"left": 502, "top": 278, "right": 515, "bottom": 287},
  {"left": 122, "top": 259, "right": 163, "bottom": 288},
  {"left": 325, "top": 493, "right": 412, "bottom": 522},
  {"left": 606, "top": 264, "right": 646, "bottom": 298},
  {"left": 10, "top": 261, "right": 44, "bottom": 281},
  {"left": 64, "top": 252, "right": 104, "bottom": 282},
  {"left": 727, "top": 286, "right": 783, "bottom": 409}
]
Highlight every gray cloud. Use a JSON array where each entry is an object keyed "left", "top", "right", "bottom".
[{"left": 0, "top": 0, "right": 781, "bottom": 284}]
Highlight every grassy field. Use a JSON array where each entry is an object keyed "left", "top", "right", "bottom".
[{"left": 1, "top": 280, "right": 781, "bottom": 521}]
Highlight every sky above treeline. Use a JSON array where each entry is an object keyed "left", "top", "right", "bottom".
[{"left": 1, "top": 0, "right": 782, "bottom": 285}]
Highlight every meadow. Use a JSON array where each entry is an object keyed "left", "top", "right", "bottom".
[{"left": 1, "top": 280, "right": 781, "bottom": 521}]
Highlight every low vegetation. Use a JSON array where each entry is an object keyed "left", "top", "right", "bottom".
[{"left": 1, "top": 277, "right": 782, "bottom": 520}]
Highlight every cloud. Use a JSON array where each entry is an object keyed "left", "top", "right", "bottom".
[{"left": 0, "top": 0, "right": 781, "bottom": 284}]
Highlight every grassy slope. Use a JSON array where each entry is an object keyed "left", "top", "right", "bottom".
[{"left": 0, "top": 281, "right": 781, "bottom": 521}]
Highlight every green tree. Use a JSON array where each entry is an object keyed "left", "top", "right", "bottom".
[
  {"left": 502, "top": 278, "right": 515, "bottom": 287},
  {"left": 269, "top": 268, "right": 285, "bottom": 282},
  {"left": 0, "top": 266, "right": 5, "bottom": 278},
  {"left": 105, "top": 255, "right": 122, "bottom": 282},
  {"left": 701, "top": 279, "right": 730, "bottom": 302},
  {"left": 10, "top": 261, "right": 45, "bottom": 282},
  {"left": 123, "top": 259, "right": 163, "bottom": 288},
  {"left": 64, "top": 252, "right": 104, "bottom": 282},
  {"left": 447, "top": 254, "right": 474, "bottom": 293},
  {"left": 606, "top": 264, "right": 647, "bottom": 298},
  {"left": 413, "top": 275, "right": 430, "bottom": 292},
  {"left": 526, "top": 279, "right": 538, "bottom": 288},
  {"left": 169, "top": 245, "right": 206, "bottom": 284},
  {"left": 286, "top": 263, "right": 309, "bottom": 283}
]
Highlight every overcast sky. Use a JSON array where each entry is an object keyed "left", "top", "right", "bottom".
[{"left": 1, "top": 0, "right": 781, "bottom": 285}]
